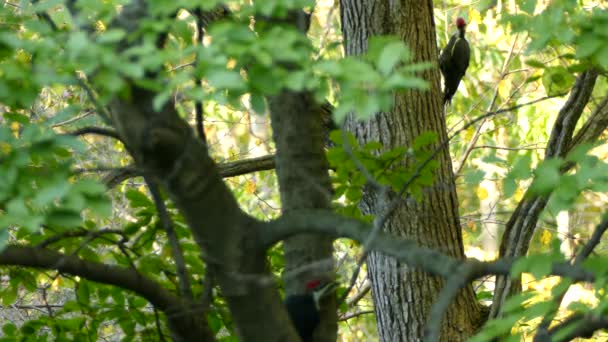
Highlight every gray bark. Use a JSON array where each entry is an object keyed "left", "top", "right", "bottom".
[
  {"left": 340, "top": 1, "right": 482, "bottom": 340},
  {"left": 492, "top": 70, "right": 599, "bottom": 319},
  {"left": 268, "top": 91, "right": 337, "bottom": 342}
]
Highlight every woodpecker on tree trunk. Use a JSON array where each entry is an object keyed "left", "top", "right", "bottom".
[
  {"left": 439, "top": 17, "right": 470, "bottom": 105},
  {"left": 284, "top": 280, "right": 338, "bottom": 342}
]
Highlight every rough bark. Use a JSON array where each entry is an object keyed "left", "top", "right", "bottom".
[
  {"left": 104, "top": 3, "right": 301, "bottom": 341},
  {"left": 265, "top": 10, "right": 337, "bottom": 342},
  {"left": 268, "top": 91, "right": 337, "bottom": 342},
  {"left": 340, "top": 1, "right": 481, "bottom": 340}
]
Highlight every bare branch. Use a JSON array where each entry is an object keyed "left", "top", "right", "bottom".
[
  {"left": 101, "top": 155, "right": 276, "bottom": 188},
  {"left": 492, "top": 69, "right": 599, "bottom": 319},
  {"left": 339, "top": 310, "right": 374, "bottom": 321},
  {"left": 66, "top": 126, "right": 123, "bottom": 143},
  {"left": 219, "top": 154, "right": 276, "bottom": 177},
  {"left": 146, "top": 178, "right": 194, "bottom": 300},
  {"left": 36, "top": 228, "right": 125, "bottom": 248},
  {"left": 425, "top": 262, "right": 479, "bottom": 342},
  {"left": 346, "top": 279, "right": 370, "bottom": 306},
  {"left": 0, "top": 245, "right": 177, "bottom": 311},
  {"left": 454, "top": 33, "right": 521, "bottom": 175},
  {"left": 262, "top": 210, "right": 595, "bottom": 282},
  {"left": 544, "top": 313, "right": 608, "bottom": 342}
]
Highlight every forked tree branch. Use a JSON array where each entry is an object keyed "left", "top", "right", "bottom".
[{"left": 492, "top": 69, "right": 599, "bottom": 319}]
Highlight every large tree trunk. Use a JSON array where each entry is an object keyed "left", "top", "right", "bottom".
[{"left": 339, "top": 1, "right": 482, "bottom": 340}]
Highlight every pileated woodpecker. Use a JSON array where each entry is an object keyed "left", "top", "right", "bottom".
[
  {"left": 284, "top": 280, "right": 338, "bottom": 342},
  {"left": 439, "top": 17, "right": 470, "bottom": 105}
]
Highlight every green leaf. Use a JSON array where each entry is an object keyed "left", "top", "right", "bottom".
[
  {"left": 77, "top": 281, "right": 90, "bottom": 306},
  {"left": 207, "top": 70, "right": 246, "bottom": 90},
  {"left": 3, "top": 112, "right": 30, "bottom": 124},
  {"left": 576, "top": 33, "right": 603, "bottom": 59},
  {"left": 382, "top": 74, "right": 429, "bottom": 90},
  {"left": 529, "top": 158, "right": 562, "bottom": 195},
  {"left": 524, "top": 59, "right": 546, "bottom": 68},
  {"left": 45, "top": 209, "right": 83, "bottom": 228},
  {"left": 97, "top": 29, "right": 126, "bottom": 44},
  {"left": 542, "top": 66, "right": 575, "bottom": 96},
  {"left": 464, "top": 170, "right": 485, "bottom": 185},
  {"left": 0, "top": 229, "right": 8, "bottom": 252},
  {"left": 2, "top": 287, "right": 18, "bottom": 306},
  {"left": 126, "top": 190, "right": 153, "bottom": 209},
  {"left": 87, "top": 197, "right": 112, "bottom": 217},
  {"left": 33, "top": 178, "right": 71, "bottom": 207},
  {"left": 2, "top": 323, "right": 17, "bottom": 336},
  {"left": 250, "top": 93, "right": 267, "bottom": 114},
  {"left": 519, "top": 0, "right": 536, "bottom": 14},
  {"left": 67, "top": 32, "right": 90, "bottom": 60},
  {"left": 412, "top": 131, "right": 438, "bottom": 150},
  {"left": 377, "top": 41, "right": 409, "bottom": 75}
]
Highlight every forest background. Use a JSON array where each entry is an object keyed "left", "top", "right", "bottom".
[{"left": 0, "top": 0, "right": 608, "bottom": 341}]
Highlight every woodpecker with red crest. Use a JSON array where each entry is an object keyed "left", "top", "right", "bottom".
[
  {"left": 284, "top": 280, "right": 338, "bottom": 342},
  {"left": 439, "top": 17, "right": 470, "bottom": 105}
]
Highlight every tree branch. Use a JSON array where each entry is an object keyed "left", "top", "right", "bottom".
[
  {"left": 101, "top": 155, "right": 276, "bottom": 188},
  {"left": 492, "top": 69, "right": 599, "bottom": 319},
  {"left": 0, "top": 245, "right": 177, "bottom": 311},
  {"left": 534, "top": 213, "right": 608, "bottom": 340},
  {"left": 545, "top": 313, "right": 608, "bottom": 342},
  {"left": 262, "top": 210, "right": 595, "bottom": 282},
  {"left": 146, "top": 178, "right": 193, "bottom": 300},
  {"left": 36, "top": 228, "right": 125, "bottom": 248},
  {"left": 66, "top": 126, "right": 124, "bottom": 144}
]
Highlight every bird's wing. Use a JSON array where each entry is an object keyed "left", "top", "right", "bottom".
[
  {"left": 439, "top": 34, "right": 458, "bottom": 72},
  {"left": 452, "top": 37, "right": 470, "bottom": 75}
]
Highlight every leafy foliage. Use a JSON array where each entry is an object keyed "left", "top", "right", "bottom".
[{"left": 0, "top": 0, "right": 607, "bottom": 340}]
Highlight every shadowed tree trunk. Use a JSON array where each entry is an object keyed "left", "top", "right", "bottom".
[
  {"left": 265, "top": 11, "right": 338, "bottom": 342},
  {"left": 340, "top": 1, "right": 482, "bottom": 340}
]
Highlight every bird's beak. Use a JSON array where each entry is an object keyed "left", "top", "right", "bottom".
[{"left": 313, "top": 281, "right": 339, "bottom": 309}]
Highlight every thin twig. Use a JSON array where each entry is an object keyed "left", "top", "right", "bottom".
[
  {"left": 193, "top": 8, "right": 207, "bottom": 144},
  {"left": 66, "top": 126, "right": 123, "bottom": 143},
  {"left": 454, "top": 33, "right": 519, "bottom": 175},
  {"left": 338, "top": 92, "right": 567, "bottom": 306},
  {"left": 36, "top": 228, "right": 126, "bottom": 248},
  {"left": 50, "top": 110, "right": 94, "bottom": 128},
  {"left": 339, "top": 310, "right": 374, "bottom": 321},
  {"left": 146, "top": 178, "right": 194, "bottom": 300}
]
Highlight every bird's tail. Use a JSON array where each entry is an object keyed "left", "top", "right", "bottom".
[{"left": 443, "top": 90, "right": 452, "bottom": 105}]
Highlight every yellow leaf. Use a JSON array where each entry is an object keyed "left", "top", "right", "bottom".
[
  {"left": 467, "top": 221, "right": 477, "bottom": 232},
  {"left": 514, "top": 187, "right": 524, "bottom": 201},
  {"left": 95, "top": 21, "right": 106, "bottom": 32},
  {"left": 540, "top": 230, "right": 552, "bottom": 245},
  {"left": 476, "top": 186, "right": 488, "bottom": 200},
  {"left": 245, "top": 180, "right": 256, "bottom": 194},
  {"left": 464, "top": 126, "right": 475, "bottom": 141},
  {"left": 0, "top": 142, "right": 11, "bottom": 154},
  {"left": 226, "top": 58, "right": 237, "bottom": 70},
  {"left": 15, "top": 50, "right": 31, "bottom": 63},
  {"left": 497, "top": 81, "right": 512, "bottom": 100},
  {"left": 52, "top": 277, "right": 62, "bottom": 289},
  {"left": 10, "top": 122, "right": 19, "bottom": 138}
]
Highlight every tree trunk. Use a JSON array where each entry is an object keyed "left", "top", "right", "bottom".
[
  {"left": 268, "top": 91, "right": 337, "bottom": 342},
  {"left": 339, "top": 1, "right": 482, "bottom": 340}
]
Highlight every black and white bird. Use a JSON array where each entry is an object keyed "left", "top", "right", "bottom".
[
  {"left": 284, "top": 280, "right": 338, "bottom": 342},
  {"left": 439, "top": 17, "right": 471, "bottom": 105}
]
